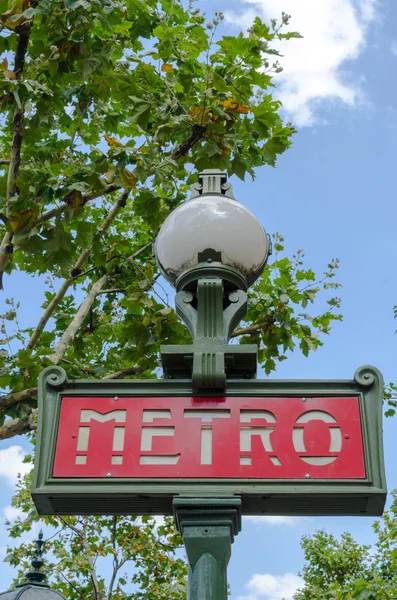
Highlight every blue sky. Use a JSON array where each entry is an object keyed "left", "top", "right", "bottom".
[{"left": 1, "top": 0, "right": 397, "bottom": 598}]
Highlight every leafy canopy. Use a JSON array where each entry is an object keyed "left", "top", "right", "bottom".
[
  {"left": 0, "top": 0, "right": 344, "bottom": 597},
  {"left": 5, "top": 464, "right": 188, "bottom": 599},
  {"left": 293, "top": 492, "right": 397, "bottom": 600},
  {"left": 0, "top": 0, "right": 342, "bottom": 440}
]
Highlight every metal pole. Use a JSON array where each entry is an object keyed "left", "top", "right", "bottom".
[{"left": 173, "top": 497, "right": 242, "bottom": 600}]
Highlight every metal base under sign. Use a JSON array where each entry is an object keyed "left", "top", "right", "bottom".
[{"left": 173, "top": 497, "right": 242, "bottom": 600}]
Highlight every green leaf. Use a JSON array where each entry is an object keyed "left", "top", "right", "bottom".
[
  {"left": 22, "top": 6, "right": 36, "bottom": 18},
  {"left": 153, "top": 24, "right": 165, "bottom": 39},
  {"left": 46, "top": 228, "right": 73, "bottom": 254},
  {"left": 231, "top": 157, "right": 247, "bottom": 180},
  {"left": 129, "top": 96, "right": 152, "bottom": 128},
  {"left": 12, "top": 89, "right": 21, "bottom": 109},
  {"left": 75, "top": 221, "right": 95, "bottom": 247},
  {"left": 66, "top": 0, "right": 90, "bottom": 8}
]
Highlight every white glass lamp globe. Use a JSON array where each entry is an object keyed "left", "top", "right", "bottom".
[{"left": 155, "top": 194, "right": 269, "bottom": 289}]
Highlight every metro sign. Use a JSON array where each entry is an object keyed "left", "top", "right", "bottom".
[
  {"left": 32, "top": 365, "right": 386, "bottom": 517},
  {"left": 54, "top": 396, "right": 364, "bottom": 479}
]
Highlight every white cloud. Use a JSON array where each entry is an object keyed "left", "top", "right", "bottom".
[
  {"left": 237, "top": 572, "right": 304, "bottom": 600},
  {"left": 0, "top": 446, "right": 31, "bottom": 486},
  {"left": 1, "top": 521, "right": 42, "bottom": 549},
  {"left": 243, "top": 515, "right": 305, "bottom": 526},
  {"left": 391, "top": 41, "right": 397, "bottom": 57},
  {"left": 148, "top": 515, "right": 165, "bottom": 533},
  {"left": 225, "top": 0, "right": 377, "bottom": 126},
  {"left": 3, "top": 505, "right": 24, "bottom": 521}
]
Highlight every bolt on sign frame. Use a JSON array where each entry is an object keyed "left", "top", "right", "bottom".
[{"left": 31, "top": 364, "right": 386, "bottom": 517}]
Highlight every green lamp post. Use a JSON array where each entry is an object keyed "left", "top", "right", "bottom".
[
  {"left": 29, "top": 169, "right": 386, "bottom": 600},
  {"left": 155, "top": 169, "right": 271, "bottom": 599}
]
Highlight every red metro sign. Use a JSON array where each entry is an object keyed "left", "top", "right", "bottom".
[
  {"left": 31, "top": 366, "right": 386, "bottom": 516},
  {"left": 54, "top": 396, "right": 365, "bottom": 480}
]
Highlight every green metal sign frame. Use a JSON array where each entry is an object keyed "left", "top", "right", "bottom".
[{"left": 31, "top": 364, "right": 386, "bottom": 517}]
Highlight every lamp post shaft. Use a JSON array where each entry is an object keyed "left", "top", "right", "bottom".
[
  {"left": 185, "top": 526, "right": 231, "bottom": 599},
  {"left": 173, "top": 497, "right": 242, "bottom": 600}
]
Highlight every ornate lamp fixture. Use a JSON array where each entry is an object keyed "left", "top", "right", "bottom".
[
  {"left": 0, "top": 531, "right": 66, "bottom": 599},
  {"left": 155, "top": 169, "right": 271, "bottom": 389}
]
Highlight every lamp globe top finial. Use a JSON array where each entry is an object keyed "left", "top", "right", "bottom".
[
  {"left": 23, "top": 529, "right": 46, "bottom": 586},
  {"left": 190, "top": 169, "right": 235, "bottom": 199},
  {"left": 0, "top": 531, "right": 67, "bottom": 599}
]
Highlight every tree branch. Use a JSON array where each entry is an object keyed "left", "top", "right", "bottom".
[
  {"left": 102, "top": 365, "right": 143, "bottom": 380},
  {"left": 96, "top": 288, "right": 126, "bottom": 296},
  {"left": 34, "top": 183, "right": 122, "bottom": 227},
  {"left": 0, "top": 387, "right": 38, "bottom": 409},
  {"left": 56, "top": 569, "right": 85, "bottom": 600},
  {"left": 0, "top": 159, "right": 30, "bottom": 165},
  {"left": 231, "top": 321, "right": 269, "bottom": 338},
  {"left": 27, "top": 248, "right": 91, "bottom": 351},
  {"left": 58, "top": 516, "right": 100, "bottom": 596},
  {"left": 6, "top": 30, "right": 29, "bottom": 201},
  {"left": 72, "top": 239, "right": 153, "bottom": 282},
  {"left": 81, "top": 516, "right": 102, "bottom": 600},
  {"left": 0, "top": 26, "right": 31, "bottom": 290},
  {"left": 27, "top": 191, "right": 130, "bottom": 352},
  {"left": 170, "top": 123, "right": 208, "bottom": 160},
  {"left": 34, "top": 118, "right": 207, "bottom": 233},
  {"left": 0, "top": 366, "right": 143, "bottom": 413},
  {"left": 70, "top": 92, "right": 93, "bottom": 152},
  {"left": 0, "top": 410, "right": 36, "bottom": 439},
  {"left": 107, "top": 516, "right": 119, "bottom": 600},
  {"left": 51, "top": 274, "right": 109, "bottom": 365},
  {"left": 57, "top": 516, "right": 83, "bottom": 539}
]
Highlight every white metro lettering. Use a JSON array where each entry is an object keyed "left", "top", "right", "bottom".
[
  {"left": 293, "top": 410, "right": 342, "bottom": 466},
  {"left": 77, "top": 409, "right": 126, "bottom": 466},
  {"left": 72, "top": 405, "right": 344, "bottom": 472},
  {"left": 140, "top": 409, "right": 180, "bottom": 465},
  {"left": 240, "top": 410, "right": 281, "bottom": 466},
  {"left": 184, "top": 410, "right": 230, "bottom": 465}
]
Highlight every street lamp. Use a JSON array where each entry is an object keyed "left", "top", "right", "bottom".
[
  {"left": 155, "top": 168, "right": 273, "bottom": 599},
  {"left": 0, "top": 531, "right": 67, "bottom": 599},
  {"left": 155, "top": 168, "right": 271, "bottom": 389}
]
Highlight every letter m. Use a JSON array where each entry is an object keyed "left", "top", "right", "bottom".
[{"left": 76, "top": 409, "right": 127, "bottom": 466}]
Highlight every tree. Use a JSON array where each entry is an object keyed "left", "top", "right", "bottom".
[
  {"left": 6, "top": 466, "right": 188, "bottom": 598},
  {"left": 293, "top": 493, "right": 397, "bottom": 600},
  {"left": 293, "top": 530, "right": 372, "bottom": 600},
  {"left": 0, "top": 0, "right": 343, "bottom": 596},
  {"left": 0, "top": 0, "right": 342, "bottom": 440}
]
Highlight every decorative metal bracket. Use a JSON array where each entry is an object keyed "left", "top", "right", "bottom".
[{"left": 160, "top": 276, "right": 257, "bottom": 389}]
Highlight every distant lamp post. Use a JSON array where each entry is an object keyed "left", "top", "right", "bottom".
[
  {"left": 155, "top": 168, "right": 271, "bottom": 389},
  {"left": 0, "top": 531, "right": 66, "bottom": 600}
]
